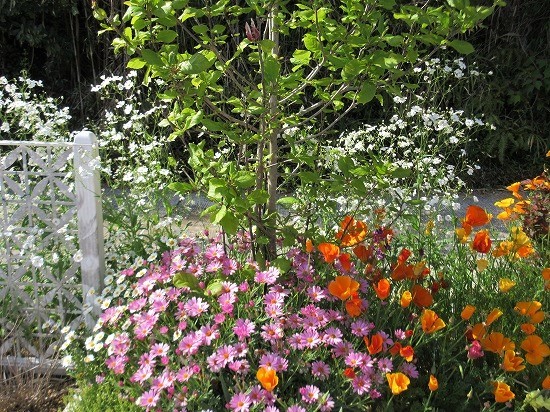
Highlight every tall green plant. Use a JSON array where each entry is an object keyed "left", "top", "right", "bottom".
[{"left": 94, "top": 0, "right": 501, "bottom": 260}]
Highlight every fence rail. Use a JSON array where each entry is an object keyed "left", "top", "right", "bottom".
[{"left": 0, "top": 131, "right": 104, "bottom": 368}]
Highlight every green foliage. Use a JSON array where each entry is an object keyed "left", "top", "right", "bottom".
[
  {"left": 64, "top": 379, "right": 142, "bottom": 412},
  {"left": 96, "top": 0, "right": 499, "bottom": 259}
]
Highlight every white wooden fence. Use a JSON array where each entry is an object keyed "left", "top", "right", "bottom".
[{"left": 0, "top": 131, "right": 104, "bottom": 369}]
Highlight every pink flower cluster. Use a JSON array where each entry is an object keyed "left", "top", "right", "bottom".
[{"left": 88, "top": 237, "right": 419, "bottom": 411}]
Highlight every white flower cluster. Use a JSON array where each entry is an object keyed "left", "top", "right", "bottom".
[{"left": 0, "top": 75, "right": 71, "bottom": 141}]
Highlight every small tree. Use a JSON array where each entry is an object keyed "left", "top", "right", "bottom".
[{"left": 94, "top": 0, "right": 501, "bottom": 261}]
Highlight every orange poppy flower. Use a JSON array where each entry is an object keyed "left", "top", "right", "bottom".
[
  {"left": 428, "top": 375, "right": 438, "bottom": 391},
  {"left": 481, "top": 332, "right": 515, "bottom": 355},
  {"left": 338, "top": 252, "right": 352, "bottom": 272},
  {"left": 373, "top": 278, "right": 391, "bottom": 300},
  {"left": 400, "top": 291, "right": 412, "bottom": 308},
  {"left": 455, "top": 227, "right": 470, "bottom": 243},
  {"left": 501, "top": 350, "right": 525, "bottom": 372},
  {"left": 520, "top": 323, "right": 536, "bottom": 335},
  {"left": 461, "top": 305, "right": 476, "bottom": 321},
  {"left": 365, "top": 333, "right": 384, "bottom": 355},
  {"left": 353, "top": 244, "right": 372, "bottom": 262},
  {"left": 328, "top": 275, "right": 359, "bottom": 301},
  {"left": 318, "top": 242, "right": 340, "bottom": 263},
  {"left": 493, "top": 381, "right": 515, "bottom": 403},
  {"left": 391, "top": 262, "right": 414, "bottom": 281},
  {"left": 411, "top": 284, "right": 433, "bottom": 308},
  {"left": 515, "top": 301, "right": 544, "bottom": 324},
  {"left": 542, "top": 375, "right": 550, "bottom": 390},
  {"left": 389, "top": 342, "right": 402, "bottom": 356},
  {"left": 336, "top": 216, "right": 367, "bottom": 247},
  {"left": 399, "top": 345, "right": 414, "bottom": 362},
  {"left": 421, "top": 309, "right": 446, "bottom": 334},
  {"left": 257, "top": 367, "right": 278, "bottom": 391},
  {"left": 485, "top": 308, "right": 503, "bottom": 326},
  {"left": 498, "top": 278, "right": 516, "bottom": 293},
  {"left": 462, "top": 205, "right": 492, "bottom": 232},
  {"left": 471, "top": 230, "right": 492, "bottom": 254},
  {"left": 470, "top": 323, "right": 487, "bottom": 340},
  {"left": 476, "top": 258, "right": 488, "bottom": 272},
  {"left": 305, "top": 239, "right": 314, "bottom": 253},
  {"left": 520, "top": 335, "right": 550, "bottom": 365},
  {"left": 506, "top": 181, "right": 522, "bottom": 199},
  {"left": 343, "top": 367, "right": 355, "bottom": 379},
  {"left": 386, "top": 372, "right": 410, "bottom": 395},
  {"left": 345, "top": 293, "right": 363, "bottom": 317}
]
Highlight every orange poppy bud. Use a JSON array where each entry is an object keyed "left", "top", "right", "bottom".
[
  {"left": 520, "top": 323, "right": 535, "bottom": 335},
  {"left": 542, "top": 375, "right": 550, "bottom": 390},
  {"left": 485, "top": 308, "right": 503, "bottom": 326},
  {"left": 428, "top": 375, "right": 439, "bottom": 391},
  {"left": 256, "top": 367, "right": 278, "bottom": 392},
  {"left": 386, "top": 372, "right": 410, "bottom": 395},
  {"left": 399, "top": 345, "right": 414, "bottom": 362},
  {"left": 461, "top": 305, "right": 476, "bottom": 321},
  {"left": 328, "top": 275, "right": 360, "bottom": 301},
  {"left": 542, "top": 268, "right": 550, "bottom": 290},
  {"left": 338, "top": 252, "right": 352, "bottom": 272},
  {"left": 305, "top": 239, "right": 314, "bottom": 253},
  {"left": 411, "top": 284, "right": 433, "bottom": 308},
  {"left": 471, "top": 230, "right": 492, "bottom": 254},
  {"left": 373, "top": 278, "right": 391, "bottom": 300},
  {"left": 366, "top": 333, "right": 384, "bottom": 355},
  {"left": 400, "top": 291, "right": 412, "bottom": 308},
  {"left": 318, "top": 242, "right": 340, "bottom": 263},
  {"left": 492, "top": 381, "right": 515, "bottom": 403},
  {"left": 421, "top": 309, "right": 446, "bottom": 334}
]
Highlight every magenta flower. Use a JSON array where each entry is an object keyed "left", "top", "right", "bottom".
[
  {"left": 228, "top": 392, "right": 251, "bottom": 412},
  {"left": 311, "top": 361, "right": 331, "bottom": 379},
  {"left": 138, "top": 389, "right": 160, "bottom": 408},
  {"left": 233, "top": 318, "right": 256, "bottom": 340},
  {"left": 467, "top": 340, "right": 485, "bottom": 359},
  {"left": 299, "top": 384, "right": 321, "bottom": 404}
]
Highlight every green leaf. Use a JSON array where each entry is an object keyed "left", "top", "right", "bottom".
[
  {"left": 342, "top": 59, "right": 362, "bottom": 81},
  {"left": 391, "top": 167, "right": 412, "bottom": 178},
  {"left": 168, "top": 182, "right": 194, "bottom": 194},
  {"left": 179, "top": 53, "right": 215, "bottom": 74},
  {"left": 357, "top": 82, "right": 376, "bottom": 104},
  {"left": 127, "top": 58, "right": 146, "bottom": 69},
  {"left": 247, "top": 190, "right": 269, "bottom": 205},
  {"left": 220, "top": 211, "right": 239, "bottom": 235},
  {"left": 263, "top": 56, "right": 280, "bottom": 83},
  {"left": 205, "top": 280, "right": 224, "bottom": 297},
  {"left": 93, "top": 7, "right": 107, "bottom": 21},
  {"left": 141, "top": 49, "right": 164, "bottom": 67},
  {"left": 379, "top": 0, "right": 396, "bottom": 9},
  {"left": 208, "top": 178, "right": 227, "bottom": 200},
  {"left": 173, "top": 272, "right": 200, "bottom": 291},
  {"left": 271, "top": 258, "right": 291, "bottom": 273},
  {"left": 277, "top": 196, "right": 299, "bottom": 206},
  {"left": 291, "top": 49, "right": 311, "bottom": 67},
  {"left": 233, "top": 171, "right": 256, "bottom": 188},
  {"left": 303, "top": 34, "right": 321, "bottom": 53},
  {"left": 449, "top": 39, "right": 475, "bottom": 55},
  {"left": 157, "top": 29, "right": 178, "bottom": 43},
  {"left": 213, "top": 205, "right": 227, "bottom": 224}
]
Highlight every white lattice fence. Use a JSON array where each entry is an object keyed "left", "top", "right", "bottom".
[{"left": 0, "top": 131, "right": 104, "bottom": 368}]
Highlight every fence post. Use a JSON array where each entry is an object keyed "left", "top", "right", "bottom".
[{"left": 73, "top": 131, "right": 104, "bottom": 328}]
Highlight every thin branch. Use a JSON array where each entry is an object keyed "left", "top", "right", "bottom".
[{"left": 203, "top": 97, "right": 259, "bottom": 133}]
